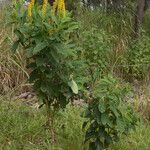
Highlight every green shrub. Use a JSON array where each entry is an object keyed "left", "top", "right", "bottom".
[
  {"left": 9, "top": 2, "right": 79, "bottom": 108},
  {"left": 82, "top": 75, "right": 138, "bottom": 150},
  {"left": 79, "top": 28, "right": 112, "bottom": 82},
  {"left": 122, "top": 33, "right": 150, "bottom": 80},
  {"left": 8, "top": 0, "right": 80, "bottom": 142}
]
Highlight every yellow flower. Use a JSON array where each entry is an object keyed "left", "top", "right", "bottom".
[
  {"left": 58, "top": 0, "right": 62, "bottom": 12},
  {"left": 31, "top": 0, "right": 35, "bottom": 7},
  {"left": 58, "top": 0, "right": 66, "bottom": 17},
  {"left": 52, "top": 0, "right": 66, "bottom": 17},
  {"left": 42, "top": 0, "right": 48, "bottom": 15},
  {"left": 28, "top": 2, "right": 32, "bottom": 17},
  {"left": 61, "top": 1, "right": 66, "bottom": 17}
]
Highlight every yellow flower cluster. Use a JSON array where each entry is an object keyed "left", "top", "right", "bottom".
[
  {"left": 42, "top": 0, "right": 48, "bottom": 15},
  {"left": 27, "top": 0, "right": 35, "bottom": 17},
  {"left": 52, "top": 0, "right": 66, "bottom": 17},
  {"left": 27, "top": 0, "right": 66, "bottom": 18},
  {"left": 31, "top": 0, "right": 35, "bottom": 7},
  {"left": 28, "top": 2, "right": 32, "bottom": 17},
  {"left": 61, "top": 1, "right": 66, "bottom": 17}
]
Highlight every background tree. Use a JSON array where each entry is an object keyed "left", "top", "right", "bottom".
[{"left": 134, "top": 0, "right": 150, "bottom": 36}]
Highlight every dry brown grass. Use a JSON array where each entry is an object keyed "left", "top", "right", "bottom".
[
  {"left": 132, "top": 84, "right": 150, "bottom": 121},
  {"left": 141, "top": 86, "right": 150, "bottom": 120},
  {"left": 0, "top": 9, "right": 30, "bottom": 96}
]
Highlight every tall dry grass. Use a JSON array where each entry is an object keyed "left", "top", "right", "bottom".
[{"left": 0, "top": 8, "right": 30, "bottom": 96}]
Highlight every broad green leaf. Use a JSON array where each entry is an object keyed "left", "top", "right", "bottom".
[
  {"left": 109, "top": 105, "right": 119, "bottom": 117},
  {"left": 12, "top": 40, "right": 20, "bottom": 53},
  {"left": 116, "top": 118, "right": 125, "bottom": 132},
  {"left": 68, "top": 79, "right": 78, "bottom": 94},
  {"left": 98, "top": 102, "right": 106, "bottom": 113},
  {"left": 101, "top": 113, "right": 109, "bottom": 125},
  {"left": 33, "top": 41, "right": 48, "bottom": 55}
]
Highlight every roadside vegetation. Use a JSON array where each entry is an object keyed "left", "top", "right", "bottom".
[{"left": 0, "top": 0, "right": 150, "bottom": 150}]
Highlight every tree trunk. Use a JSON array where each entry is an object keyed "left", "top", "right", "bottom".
[
  {"left": 145, "top": 0, "right": 150, "bottom": 11},
  {"left": 134, "top": 0, "right": 146, "bottom": 36}
]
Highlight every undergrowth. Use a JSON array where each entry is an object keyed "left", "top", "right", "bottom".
[
  {"left": 0, "top": 98, "right": 86, "bottom": 150},
  {"left": 0, "top": 97, "right": 150, "bottom": 150}
]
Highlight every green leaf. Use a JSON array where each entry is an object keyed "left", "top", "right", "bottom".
[
  {"left": 68, "top": 79, "right": 78, "bottom": 94},
  {"left": 98, "top": 102, "right": 106, "bottom": 113},
  {"left": 12, "top": 40, "right": 20, "bottom": 53},
  {"left": 101, "top": 113, "right": 109, "bottom": 125},
  {"left": 107, "top": 117, "right": 113, "bottom": 128},
  {"left": 33, "top": 41, "right": 48, "bottom": 55},
  {"left": 110, "top": 105, "right": 119, "bottom": 117},
  {"left": 116, "top": 117, "right": 125, "bottom": 132}
]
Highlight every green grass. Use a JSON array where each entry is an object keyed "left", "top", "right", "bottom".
[
  {"left": 109, "top": 123, "right": 150, "bottom": 150},
  {"left": 0, "top": 97, "right": 150, "bottom": 150},
  {"left": 0, "top": 98, "right": 86, "bottom": 150}
]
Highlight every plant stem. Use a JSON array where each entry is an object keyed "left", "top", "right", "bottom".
[{"left": 45, "top": 99, "right": 57, "bottom": 144}]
